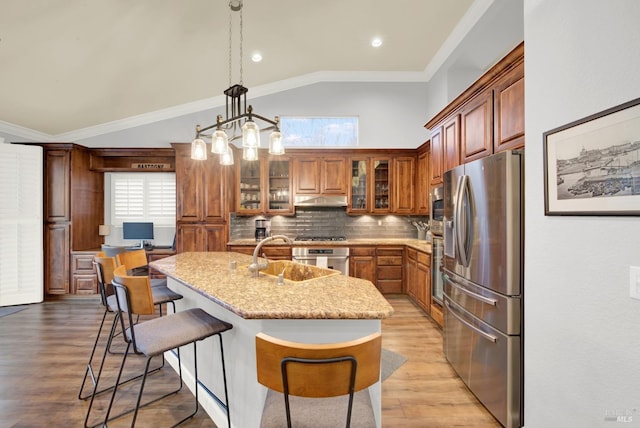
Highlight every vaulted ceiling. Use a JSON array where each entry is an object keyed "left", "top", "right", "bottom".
[{"left": 0, "top": 0, "right": 483, "bottom": 140}]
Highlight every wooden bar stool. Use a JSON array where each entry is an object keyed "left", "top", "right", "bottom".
[
  {"left": 255, "top": 332, "right": 382, "bottom": 428},
  {"left": 99, "top": 265, "right": 233, "bottom": 427}
]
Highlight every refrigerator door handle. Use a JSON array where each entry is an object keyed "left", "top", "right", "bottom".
[
  {"left": 447, "top": 276, "right": 497, "bottom": 306},
  {"left": 455, "top": 175, "right": 471, "bottom": 267},
  {"left": 445, "top": 300, "right": 497, "bottom": 343}
]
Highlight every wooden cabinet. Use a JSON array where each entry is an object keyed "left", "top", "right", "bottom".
[
  {"left": 405, "top": 247, "right": 431, "bottom": 313},
  {"left": 174, "top": 144, "right": 226, "bottom": 223},
  {"left": 173, "top": 143, "right": 229, "bottom": 253},
  {"left": 147, "top": 249, "right": 176, "bottom": 279},
  {"left": 176, "top": 223, "right": 226, "bottom": 252},
  {"left": 430, "top": 127, "right": 443, "bottom": 185},
  {"left": 236, "top": 153, "right": 293, "bottom": 216},
  {"left": 349, "top": 247, "right": 376, "bottom": 284},
  {"left": 494, "top": 61, "right": 525, "bottom": 153},
  {"left": 425, "top": 42, "right": 524, "bottom": 178},
  {"left": 416, "top": 143, "right": 430, "bottom": 215},
  {"left": 293, "top": 156, "right": 347, "bottom": 195},
  {"left": 461, "top": 89, "right": 493, "bottom": 163},
  {"left": 43, "top": 145, "right": 104, "bottom": 295},
  {"left": 376, "top": 247, "right": 403, "bottom": 294},
  {"left": 347, "top": 157, "right": 392, "bottom": 214},
  {"left": 71, "top": 251, "right": 99, "bottom": 295},
  {"left": 227, "top": 244, "right": 291, "bottom": 260},
  {"left": 443, "top": 115, "right": 460, "bottom": 173},
  {"left": 393, "top": 156, "right": 415, "bottom": 214}
]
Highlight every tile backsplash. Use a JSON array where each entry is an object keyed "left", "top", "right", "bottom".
[{"left": 229, "top": 208, "right": 429, "bottom": 240}]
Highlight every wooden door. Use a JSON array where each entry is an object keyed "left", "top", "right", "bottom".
[
  {"left": 45, "top": 223, "right": 70, "bottom": 294},
  {"left": 45, "top": 150, "right": 70, "bottom": 222},
  {"left": 406, "top": 248, "right": 417, "bottom": 300},
  {"left": 321, "top": 157, "right": 347, "bottom": 194},
  {"left": 443, "top": 115, "right": 460, "bottom": 174},
  {"left": 202, "top": 155, "right": 226, "bottom": 222},
  {"left": 349, "top": 247, "right": 376, "bottom": 284},
  {"left": 348, "top": 158, "right": 370, "bottom": 213},
  {"left": 176, "top": 223, "right": 204, "bottom": 253},
  {"left": 417, "top": 251, "right": 431, "bottom": 312},
  {"left": 293, "top": 158, "right": 321, "bottom": 194},
  {"left": 175, "top": 148, "right": 203, "bottom": 222},
  {"left": 416, "top": 148, "right": 430, "bottom": 215},
  {"left": 393, "top": 156, "right": 415, "bottom": 214},
  {"left": 430, "top": 127, "right": 443, "bottom": 184},
  {"left": 494, "top": 61, "right": 525, "bottom": 152},
  {"left": 461, "top": 90, "right": 493, "bottom": 163},
  {"left": 203, "top": 224, "right": 227, "bottom": 252}
]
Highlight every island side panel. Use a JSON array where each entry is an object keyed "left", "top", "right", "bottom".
[{"left": 166, "top": 277, "right": 383, "bottom": 428}]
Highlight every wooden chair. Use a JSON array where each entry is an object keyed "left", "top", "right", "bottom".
[
  {"left": 255, "top": 332, "right": 382, "bottom": 428},
  {"left": 82, "top": 258, "right": 183, "bottom": 426},
  {"left": 97, "top": 265, "right": 233, "bottom": 427},
  {"left": 117, "top": 248, "right": 168, "bottom": 288}
]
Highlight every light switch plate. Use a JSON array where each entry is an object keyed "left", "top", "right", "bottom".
[{"left": 629, "top": 266, "right": 640, "bottom": 300}]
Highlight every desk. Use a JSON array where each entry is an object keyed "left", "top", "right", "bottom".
[{"left": 145, "top": 248, "right": 176, "bottom": 278}]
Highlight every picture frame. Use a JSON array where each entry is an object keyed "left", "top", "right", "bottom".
[{"left": 543, "top": 97, "right": 640, "bottom": 216}]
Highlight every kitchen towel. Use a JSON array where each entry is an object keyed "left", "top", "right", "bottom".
[{"left": 316, "top": 256, "right": 328, "bottom": 268}]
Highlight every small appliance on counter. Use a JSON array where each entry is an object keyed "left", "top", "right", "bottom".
[{"left": 255, "top": 219, "right": 268, "bottom": 241}]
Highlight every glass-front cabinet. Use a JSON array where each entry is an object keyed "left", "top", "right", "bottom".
[
  {"left": 266, "top": 158, "right": 292, "bottom": 214},
  {"left": 348, "top": 157, "right": 391, "bottom": 214},
  {"left": 373, "top": 158, "right": 390, "bottom": 213},
  {"left": 237, "top": 158, "right": 263, "bottom": 215},
  {"left": 236, "top": 152, "right": 292, "bottom": 216}
]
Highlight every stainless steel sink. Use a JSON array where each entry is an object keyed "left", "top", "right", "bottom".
[{"left": 243, "top": 260, "right": 340, "bottom": 283}]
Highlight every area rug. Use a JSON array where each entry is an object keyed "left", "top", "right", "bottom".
[
  {"left": 0, "top": 305, "right": 28, "bottom": 318},
  {"left": 381, "top": 348, "right": 407, "bottom": 382}
]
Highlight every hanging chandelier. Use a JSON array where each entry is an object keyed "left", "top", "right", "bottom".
[{"left": 190, "top": 0, "right": 285, "bottom": 165}]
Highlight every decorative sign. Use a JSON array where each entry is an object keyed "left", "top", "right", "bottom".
[{"left": 131, "top": 163, "right": 171, "bottom": 170}]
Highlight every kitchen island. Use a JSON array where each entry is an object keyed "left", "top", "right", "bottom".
[{"left": 150, "top": 251, "right": 394, "bottom": 428}]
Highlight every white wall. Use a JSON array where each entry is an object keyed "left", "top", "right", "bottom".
[{"left": 524, "top": 1, "right": 640, "bottom": 426}]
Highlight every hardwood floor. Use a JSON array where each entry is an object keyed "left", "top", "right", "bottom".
[{"left": 0, "top": 295, "right": 500, "bottom": 427}]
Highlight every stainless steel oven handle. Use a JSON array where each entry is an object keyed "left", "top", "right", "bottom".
[
  {"left": 445, "top": 300, "right": 497, "bottom": 343},
  {"left": 445, "top": 275, "right": 497, "bottom": 306}
]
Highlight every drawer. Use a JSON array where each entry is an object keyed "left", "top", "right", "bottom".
[
  {"left": 377, "top": 255, "right": 403, "bottom": 266},
  {"left": 350, "top": 247, "right": 376, "bottom": 256},
  {"left": 377, "top": 265, "right": 402, "bottom": 280},
  {"left": 376, "top": 248, "right": 403, "bottom": 257},
  {"left": 71, "top": 254, "right": 97, "bottom": 274},
  {"left": 72, "top": 274, "right": 97, "bottom": 294},
  {"left": 417, "top": 251, "right": 430, "bottom": 265},
  {"left": 407, "top": 248, "right": 417, "bottom": 261}
]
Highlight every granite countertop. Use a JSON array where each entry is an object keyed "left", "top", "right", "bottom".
[
  {"left": 150, "top": 252, "right": 394, "bottom": 320},
  {"left": 227, "top": 238, "right": 432, "bottom": 254}
]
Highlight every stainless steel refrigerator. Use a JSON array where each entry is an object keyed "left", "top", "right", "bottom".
[{"left": 442, "top": 150, "right": 523, "bottom": 428}]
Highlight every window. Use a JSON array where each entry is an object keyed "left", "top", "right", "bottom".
[
  {"left": 109, "top": 173, "right": 176, "bottom": 226},
  {"left": 280, "top": 117, "right": 358, "bottom": 147}
]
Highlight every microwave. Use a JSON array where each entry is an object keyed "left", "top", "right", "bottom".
[{"left": 430, "top": 185, "right": 444, "bottom": 236}]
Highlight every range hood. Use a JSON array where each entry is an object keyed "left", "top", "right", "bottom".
[{"left": 294, "top": 195, "right": 348, "bottom": 207}]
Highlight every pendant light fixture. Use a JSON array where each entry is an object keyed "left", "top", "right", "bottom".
[{"left": 190, "top": 0, "right": 284, "bottom": 164}]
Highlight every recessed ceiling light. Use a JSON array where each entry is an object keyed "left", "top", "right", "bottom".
[
  {"left": 371, "top": 37, "right": 382, "bottom": 48},
  {"left": 251, "top": 52, "right": 263, "bottom": 62}
]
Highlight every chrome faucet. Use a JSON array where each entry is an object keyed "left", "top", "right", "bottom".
[{"left": 248, "top": 235, "right": 293, "bottom": 277}]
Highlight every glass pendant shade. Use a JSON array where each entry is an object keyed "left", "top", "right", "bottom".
[
  {"left": 220, "top": 144, "right": 234, "bottom": 165},
  {"left": 242, "top": 145, "right": 259, "bottom": 161},
  {"left": 191, "top": 138, "right": 207, "bottom": 160},
  {"left": 212, "top": 129, "right": 229, "bottom": 154},
  {"left": 268, "top": 130, "right": 285, "bottom": 155},
  {"left": 242, "top": 120, "right": 260, "bottom": 148}
]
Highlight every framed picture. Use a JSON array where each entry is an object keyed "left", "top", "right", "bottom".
[{"left": 543, "top": 97, "right": 640, "bottom": 216}]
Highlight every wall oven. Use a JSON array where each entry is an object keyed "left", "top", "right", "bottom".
[{"left": 429, "top": 185, "right": 444, "bottom": 236}]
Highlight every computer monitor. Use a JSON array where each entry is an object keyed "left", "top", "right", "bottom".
[{"left": 122, "top": 222, "right": 154, "bottom": 248}]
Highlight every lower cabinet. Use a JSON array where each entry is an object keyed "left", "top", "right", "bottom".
[
  {"left": 405, "top": 247, "right": 432, "bottom": 314},
  {"left": 71, "top": 250, "right": 99, "bottom": 295},
  {"left": 147, "top": 249, "right": 176, "bottom": 279},
  {"left": 46, "top": 223, "right": 70, "bottom": 295},
  {"left": 349, "top": 247, "right": 376, "bottom": 285},
  {"left": 376, "top": 247, "right": 403, "bottom": 294},
  {"left": 227, "top": 244, "right": 292, "bottom": 260},
  {"left": 176, "top": 224, "right": 226, "bottom": 252}
]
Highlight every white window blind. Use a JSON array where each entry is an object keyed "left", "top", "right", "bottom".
[
  {"left": 110, "top": 173, "right": 175, "bottom": 225},
  {"left": 0, "top": 143, "right": 43, "bottom": 306}
]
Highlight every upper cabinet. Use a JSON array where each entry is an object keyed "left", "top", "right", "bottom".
[
  {"left": 493, "top": 61, "right": 525, "bottom": 152},
  {"left": 393, "top": 156, "right": 415, "bottom": 214},
  {"left": 293, "top": 156, "right": 347, "bottom": 195},
  {"left": 425, "top": 42, "right": 524, "bottom": 180},
  {"left": 236, "top": 151, "right": 293, "bottom": 216},
  {"left": 416, "top": 142, "right": 430, "bottom": 215}
]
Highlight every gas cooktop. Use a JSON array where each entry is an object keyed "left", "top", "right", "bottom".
[{"left": 294, "top": 236, "right": 346, "bottom": 242}]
